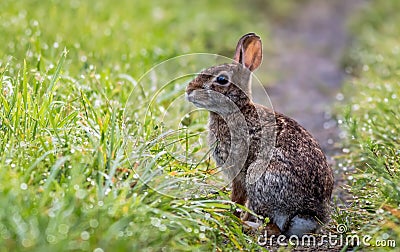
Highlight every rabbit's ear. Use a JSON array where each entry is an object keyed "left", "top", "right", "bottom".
[{"left": 233, "top": 33, "right": 262, "bottom": 72}]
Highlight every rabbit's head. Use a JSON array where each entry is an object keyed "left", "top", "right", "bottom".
[{"left": 186, "top": 33, "right": 262, "bottom": 113}]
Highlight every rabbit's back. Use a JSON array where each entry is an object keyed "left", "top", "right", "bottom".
[
  {"left": 208, "top": 103, "right": 333, "bottom": 229},
  {"left": 246, "top": 105, "right": 334, "bottom": 231}
]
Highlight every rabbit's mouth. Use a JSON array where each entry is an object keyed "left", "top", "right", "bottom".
[
  {"left": 186, "top": 89, "right": 240, "bottom": 115},
  {"left": 185, "top": 90, "right": 204, "bottom": 108}
]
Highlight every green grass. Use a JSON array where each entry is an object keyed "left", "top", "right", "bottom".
[
  {"left": 4, "top": 0, "right": 400, "bottom": 251},
  {"left": 337, "top": 0, "right": 400, "bottom": 250},
  {"left": 0, "top": 0, "right": 271, "bottom": 251}
]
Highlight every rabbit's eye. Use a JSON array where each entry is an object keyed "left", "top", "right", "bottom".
[{"left": 216, "top": 74, "right": 229, "bottom": 85}]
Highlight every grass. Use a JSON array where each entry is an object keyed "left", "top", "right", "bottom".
[
  {"left": 3, "top": 0, "right": 399, "bottom": 251},
  {"left": 0, "top": 0, "right": 271, "bottom": 251},
  {"left": 337, "top": 0, "right": 400, "bottom": 250}
]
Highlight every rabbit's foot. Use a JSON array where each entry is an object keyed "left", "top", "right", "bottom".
[{"left": 263, "top": 222, "right": 282, "bottom": 236}]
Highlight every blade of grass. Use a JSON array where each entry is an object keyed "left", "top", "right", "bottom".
[{"left": 47, "top": 48, "right": 68, "bottom": 93}]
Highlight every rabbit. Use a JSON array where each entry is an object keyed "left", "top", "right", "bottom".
[{"left": 185, "top": 33, "right": 334, "bottom": 236}]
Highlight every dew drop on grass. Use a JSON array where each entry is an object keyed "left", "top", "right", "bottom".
[
  {"left": 20, "top": 183, "right": 28, "bottom": 190},
  {"left": 75, "top": 189, "right": 86, "bottom": 199},
  {"left": 336, "top": 93, "right": 344, "bottom": 101},
  {"left": 105, "top": 188, "right": 111, "bottom": 195},
  {"left": 47, "top": 235, "right": 56, "bottom": 243},
  {"left": 159, "top": 225, "right": 167, "bottom": 231},
  {"left": 90, "top": 219, "right": 99, "bottom": 228},
  {"left": 81, "top": 241, "right": 90, "bottom": 251},
  {"left": 21, "top": 238, "right": 33, "bottom": 248},
  {"left": 352, "top": 104, "right": 360, "bottom": 111},
  {"left": 25, "top": 29, "right": 32, "bottom": 36},
  {"left": 80, "top": 231, "right": 90, "bottom": 241},
  {"left": 151, "top": 218, "right": 161, "bottom": 227},
  {"left": 58, "top": 224, "right": 69, "bottom": 235},
  {"left": 93, "top": 248, "right": 104, "bottom": 252},
  {"left": 186, "top": 228, "right": 192, "bottom": 233}
]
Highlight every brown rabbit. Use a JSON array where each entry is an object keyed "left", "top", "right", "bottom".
[{"left": 186, "top": 33, "right": 333, "bottom": 236}]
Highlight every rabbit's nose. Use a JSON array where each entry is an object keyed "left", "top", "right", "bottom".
[
  {"left": 185, "top": 83, "right": 195, "bottom": 95},
  {"left": 185, "top": 91, "right": 194, "bottom": 102},
  {"left": 186, "top": 87, "right": 193, "bottom": 96},
  {"left": 186, "top": 81, "right": 202, "bottom": 96}
]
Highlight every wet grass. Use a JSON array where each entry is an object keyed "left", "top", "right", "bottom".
[
  {"left": 337, "top": 0, "right": 400, "bottom": 250},
  {"left": 3, "top": 0, "right": 399, "bottom": 251},
  {"left": 0, "top": 0, "right": 270, "bottom": 251}
]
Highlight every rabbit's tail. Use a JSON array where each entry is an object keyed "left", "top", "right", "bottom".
[{"left": 285, "top": 215, "right": 319, "bottom": 237}]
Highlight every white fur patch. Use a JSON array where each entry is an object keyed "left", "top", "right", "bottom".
[{"left": 287, "top": 215, "right": 318, "bottom": 236}]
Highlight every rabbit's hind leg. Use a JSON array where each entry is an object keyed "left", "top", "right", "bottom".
[{"left": 285, "top": 214, "right": 319, "bottom": 237}]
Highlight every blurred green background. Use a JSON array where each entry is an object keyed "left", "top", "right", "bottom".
[{"left": 0, "top": 0, "right": 270, "bottom": 76}]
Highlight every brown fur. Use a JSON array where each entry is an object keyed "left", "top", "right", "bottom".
[{"left": 186, "top": 33, "right": 334, "bottom": 236}]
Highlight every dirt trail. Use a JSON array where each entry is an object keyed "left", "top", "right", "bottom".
[{"left": 252, "top": 0, "right": 365, "bottom": 202}]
